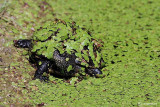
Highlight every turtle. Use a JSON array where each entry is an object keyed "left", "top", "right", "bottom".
[{"left": 14, "top": 19, "right": 104, "bottom": 81}]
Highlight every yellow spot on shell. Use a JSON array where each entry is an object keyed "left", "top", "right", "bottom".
[{"left": 66, "top": 58, "right": 69, "bottom": 61}]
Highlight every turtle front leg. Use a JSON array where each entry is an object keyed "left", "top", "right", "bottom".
[
  {"left": 14, "top": 39, "right": 32, "bottom": 48},
  {"left": 34, "top": 61, "right": 50, "bottom": 81}
]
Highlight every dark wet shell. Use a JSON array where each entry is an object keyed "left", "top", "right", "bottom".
[{"left": 31, "top": 19, "right": 103, "bottom": 68}]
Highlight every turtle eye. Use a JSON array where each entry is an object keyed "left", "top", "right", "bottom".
[
  {"left": 16, "top": 40, "right": 23, "bottom": 47},
  {"left": 17, "top": 41, "right": 21, "bottom": 45},
  {"left": 14, "top": 40, "right": 19, "bottom": 47}
]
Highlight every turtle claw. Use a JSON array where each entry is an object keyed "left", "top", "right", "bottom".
[
  {"left": 33, "top": 75, "right": 49, "bottom": 82},
  {"left": 87, "top": 68, "right": 102, "bottom": 76},
  {"left": 40, "top": 76, "right": 49, "bottom": 82}
]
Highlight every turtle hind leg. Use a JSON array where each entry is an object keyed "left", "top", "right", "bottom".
[
  {"left": 14, "top": 39, "right": 32, "bottom": 48},
  {"left": 33, "top": 60, "right": 50, "bottom": 82}
]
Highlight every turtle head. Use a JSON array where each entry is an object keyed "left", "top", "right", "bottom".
[
  {"left": 14, "top": 39, "right": 32, "bottom": 48},
  {"left": 87, "top": 68, "right": 102, "bottom": 76}
]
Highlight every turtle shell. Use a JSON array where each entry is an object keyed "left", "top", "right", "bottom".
[{"left": 31, "top": 19, "right": 103, "bottom": 69}]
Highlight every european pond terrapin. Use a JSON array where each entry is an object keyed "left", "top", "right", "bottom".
[{"left": 14, "top": 19, "right": 104, "bottom": 81}]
